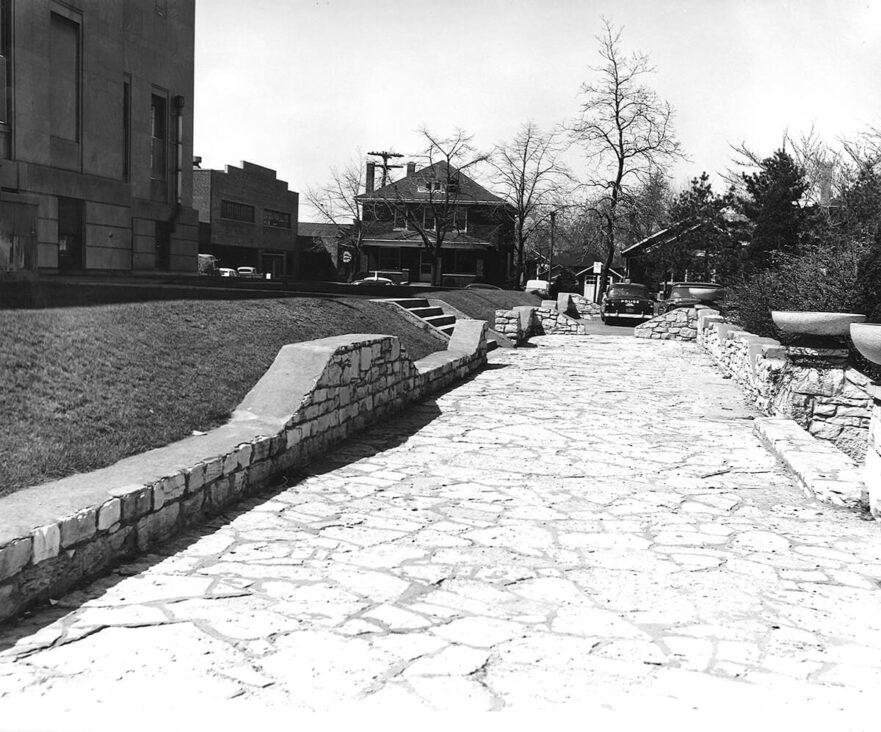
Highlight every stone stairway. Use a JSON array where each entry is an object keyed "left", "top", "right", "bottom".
[
  {"left": 390, "top": 297, "right": 499, "bottom": 350},
  {"left": 393, "top": 298, "right": 457, "bottom": 336}
]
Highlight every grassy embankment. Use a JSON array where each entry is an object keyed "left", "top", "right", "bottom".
[{"left": 0, "top": 289, "right": 539, "bottom": 496}]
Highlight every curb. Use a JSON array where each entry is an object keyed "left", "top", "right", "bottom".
[{"left": 753, "top": 417, "right": 866, "bottom": 510}]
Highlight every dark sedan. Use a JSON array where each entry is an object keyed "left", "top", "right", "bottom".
[{"left": 601, "top": 283, "right": 655, "bottom": 325}]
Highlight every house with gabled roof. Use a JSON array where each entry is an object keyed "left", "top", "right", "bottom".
[{"left": 355, "top": 160, "right": 514, "bottom": 286}]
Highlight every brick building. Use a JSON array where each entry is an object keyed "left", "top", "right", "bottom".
[
  {"left": 193, "top": 161, "right": 299, "bottom": 278},
  {"left": 0, "top": 0, "right": 199, "bottom": 276}
]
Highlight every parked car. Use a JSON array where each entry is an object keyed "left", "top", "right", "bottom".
[
  {"left": 660, "top": 282, "right": 726, "bottom": 314},
  {"left": 218, "top": 267, "right": 238, "bottom": 277},
  {"left": 601, "top": 283, "right": 655, "bottom": 325},
  {"left": 353, "top": 274, "right": 394, "bottom": 286},
  {"left": 236, "top": 266, "right": 261, "bottom": 278},
  {"left": 465, "top": 283, "right": 502, "bottom": 290},
  {"left": 524, "top": 279, "right": 550, "bottom": 296}
]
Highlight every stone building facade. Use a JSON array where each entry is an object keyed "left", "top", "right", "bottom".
[
  {"left": 193, "top": 161, "right": 299, "bottom": 278},
  {"left": 0, "top": 0, "right": 199, "bottom": 275}
]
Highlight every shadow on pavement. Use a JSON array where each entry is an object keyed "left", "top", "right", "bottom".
[{"left": 0, "top": 399, "right": 446, "bottom": 652}]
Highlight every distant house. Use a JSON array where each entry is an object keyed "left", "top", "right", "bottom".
[
  {"left": 192, "top": 161, "right": 299, "bottom": 278},
  {"left": 621, "top": 219, "right": 705, "bottom": 288},
  {"left": 355, "top": 160, "right": 514, "bottom": 286}
]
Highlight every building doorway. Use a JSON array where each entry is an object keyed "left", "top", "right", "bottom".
[
  {"left": 57, "top": 197, "right": 83, "bottom": 271},
  {"left": 260, "top": 252, "right": 285, "bottom": 279},
  {"left": 155, "top": 220, "right": 171, "bottom": 270}
]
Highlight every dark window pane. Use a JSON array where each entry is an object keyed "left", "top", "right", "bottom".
[
  {"left": 221, "top": 200, "right": 255, "bottom": 223},
  {"left": 50, "top": 13, "right": 79, "bottom": 141}
]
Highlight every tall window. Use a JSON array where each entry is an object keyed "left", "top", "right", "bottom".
[
  {"left": 0, "top": 0, "right": 9, "bottom": 126},
  {"left": 122, "top": 77, "right": 131, "bottom": 180},
  {"left": 50, "top": 12, "right": 80, "bottom": 141},
  {"left": 150, "top": 94, "right": 167, "bottom": 200}
]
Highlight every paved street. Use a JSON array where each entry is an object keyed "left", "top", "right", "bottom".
[{"left": 2, "top": 333, "right": 881, "bottom": 725}]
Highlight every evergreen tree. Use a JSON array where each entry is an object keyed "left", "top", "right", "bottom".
[
  {"left": 658, "top": 173, "right": 745, "bottom": 282},
  {"left": 740, "top": 149, "right": 808, "bottom": 270}
]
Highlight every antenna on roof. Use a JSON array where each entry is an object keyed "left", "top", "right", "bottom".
[{"left": 367, "top": 150, "right": 404, "bottom": 187}]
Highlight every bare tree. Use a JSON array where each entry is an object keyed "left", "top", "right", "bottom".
[
  {"left": 371, "top": 127, "right": 491, "bottom": 286},
  {"left": 568, "top": 19, "right": 682, "bottom": 297},
  {"left": 306, "top": 155, "right": 365, "bottom": 281},
  {"left": 489, "top": 122, "right": 571, "bottom": 286},
  {"left": 725, "top": 127, "right": 843, "bottom": 207}
]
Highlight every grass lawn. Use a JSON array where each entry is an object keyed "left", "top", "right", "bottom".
[
  {"left": 0, "top": 296, "right": 443, "bottom": 497},
  {"left": 423, "top": 288, "right": 542, "bottom": 323}
]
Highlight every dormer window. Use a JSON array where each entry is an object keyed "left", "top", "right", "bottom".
[{"left": 417, "top": 180, "right": 444, "bottom": 193}]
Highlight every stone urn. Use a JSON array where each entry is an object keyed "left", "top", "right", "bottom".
[
  {"left": 850, "top": 322, "right": 881, "bottom": 365},
  {"left": 771, "top": 311, "right": 866, "bottom": 337}
]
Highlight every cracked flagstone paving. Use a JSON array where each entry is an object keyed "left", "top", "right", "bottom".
[{"left": 2, "top": 334, "right": 881, "bottom": 719}]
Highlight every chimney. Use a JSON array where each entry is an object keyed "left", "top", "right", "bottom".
[
  {"left": 406, "top": 161, "right": 416, "bottom": 176},
  {"left": 365, "top": 162, "right": 375, "bottom": 193}
]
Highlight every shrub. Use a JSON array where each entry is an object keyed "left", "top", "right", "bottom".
[{"left": 728, "top": 235, "right": 870, "bottom": 338}]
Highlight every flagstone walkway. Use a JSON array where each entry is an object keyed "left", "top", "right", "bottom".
[{"left": 2, "top": 334, "right": 881, "bottom": 725}]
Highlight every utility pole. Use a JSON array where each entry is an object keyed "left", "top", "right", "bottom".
[
  {"left": 548, "top": 210, "right": 556, "bottom": 287},
  {"left": 367, "top": 150, "right": 404, "bottom": 187}
]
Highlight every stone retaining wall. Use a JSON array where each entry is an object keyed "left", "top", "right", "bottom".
[
  {"left": 634, "top": 308, "right": 698, "bottom": 340},
  {"left": 569, "top": 293, "right": 602, "bottom": 319},
  {"left": 0, "top": 321, "right": 488, "bottom": 623},
  {"left": 695, "top": 309, "right": 872, "bottom": 462},
  {"left": 493, "top": 305, "right": 586, "bottom": 345}
]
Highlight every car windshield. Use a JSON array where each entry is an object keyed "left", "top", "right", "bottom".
[{"left": 608, "top": 285, "right": 647, "bottom": 298}]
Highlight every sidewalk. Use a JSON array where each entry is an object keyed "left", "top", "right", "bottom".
[{"left": 2, "top": 334, "right": 881, "bottom": 721}]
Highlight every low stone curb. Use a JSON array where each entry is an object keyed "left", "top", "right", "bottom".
[
  {"left": 634, "top": 308, "right": 698, "bottom": 340},
  {"left": 494, "top": 305, "right": 586, "bottom": 345},
  {"left": 0, "top": 322, "right": 489, "bottom": 623},
  {"left": 753, "top": 417, "right": 866, "bottom": 510}
]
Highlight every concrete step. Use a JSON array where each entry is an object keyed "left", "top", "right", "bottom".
[
  {"left": 391, "top": 298, "right": 430, "bottom": 309},
  {"left": 425, "top": 314, "right": 457, "bottom": 329},
  {"left": 409, "top": 306, "right": 444, "bottom": 318}
]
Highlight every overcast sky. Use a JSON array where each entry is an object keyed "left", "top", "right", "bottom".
[{"left": 194, "top": 0, "right": 881, "bottom": 220}]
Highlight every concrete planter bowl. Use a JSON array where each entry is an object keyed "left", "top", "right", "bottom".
[
  {"left": 771, "top": 311, "right": 866, "bottom": 336},
  {"left": 850, "top": 322, "right": 881, "bottom": 365}
]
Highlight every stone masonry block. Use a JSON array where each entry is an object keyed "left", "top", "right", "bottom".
[
  {"left": 97, "top": 498, "right": 122, "bottom": 531},
  {"left": 0, "top": 538, "right": 33, "bottom": 581},
  {"left": 32, "top": 524, "right": 61, "bottom": 564},
  {"left": 136, "top": 502, "right": 181, "bottom": 552},
  {"left": 0, "top": 583, "right": 17, "bottom": 620},
  {"left": 153, "top": 473, "right": 186, "bottom": 509},
  {"left": 178, "top": 491, "right": 205, "bottom": 527},
  {"left": 235, "top": 443, "right": 253, "bottom": 470},
  {"left": 207, "top": 477, "right": 234, "bottom": 511},
  {"left": 250, "top": 435, "right": 273, "bottom": 463},
  {"left": 59, "top": 507, "right": 98, "bottom": 548},
  {"left": 203, "top": 456, "right": 224, "bottom": 484},
  {"left": 110, "top": 485, "right": 153, "bottom": 523},
  {"left": 185, "top": 462, "right": 207, "bottom": 494}
]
